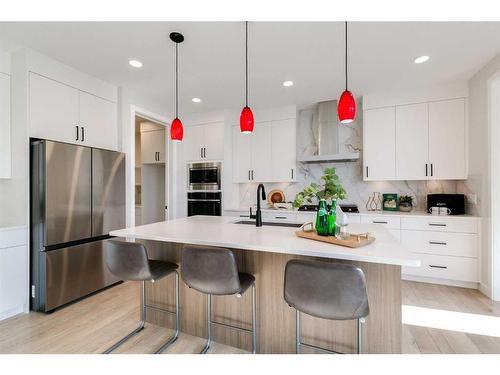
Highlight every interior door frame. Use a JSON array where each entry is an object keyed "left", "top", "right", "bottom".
[
  {"left": 489, "top": 70, "right": 500, "bottom": 301},
  {"left": 129, "top": 105, "right": 172, "bottom": 226}
]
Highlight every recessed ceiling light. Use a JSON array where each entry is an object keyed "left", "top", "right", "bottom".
[
  {"left": 414, "top": 55, "right": 429, "bottom": 64},
  {"left": 192, "top": 98, "right": 202, "bottom": 103},
  {"left": 283, "top": 81, "right": 294, "bottom": 87},
  {"left": 129, "top": 60, "right": 143, "bottom": 68}
]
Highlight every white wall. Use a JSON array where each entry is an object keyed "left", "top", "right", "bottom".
[{"left": 467, "top": 52, "right": 500, "bottom": 298}]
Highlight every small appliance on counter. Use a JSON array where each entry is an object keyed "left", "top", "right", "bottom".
[{"left": 427, "top": 194, "right": 465, "bottom": 215}]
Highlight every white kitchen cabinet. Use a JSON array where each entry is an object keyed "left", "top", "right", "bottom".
[
  {"left": 184, "top": 122, "right": 224, "bottom": 161},
  {"left": 428, "top": 99, "right": 466, "bottom": 179},
  {"left": 363, "top": 107, "right": 396, "bottom": 180},
  {"left": 395, "top": 103, "right": 429, "bottom": 180},
  {"left": 0, "top": 73, "right": 11, "bottom": 179},
  {"left": 0, "top": 226, "right": 27, "bottom": 321},
  {"left": 141, "top": 129, "right": 166, "bottom": 164},
  {"left": 251, "top": 122, "right": 273, "bottom": 182},
  {"left": 29, "top": 73, "right": 118, "bottom": 150},
  {"left": 29, "top": 72, "right": 79, "bottom": 144},
  {"left": 232, "top": 118, "right": 297, "bottom": 183},
  {"left": 79, "top": 91, "right": 117, "bottom": 151},
  {"left": 271, "top": 119, "right": 296, "bottom": 181},
  {"left": 363, "top": 97, "right": 466, "bottom": 182},
  {"left": 232, "top": 126, "right": 252, "bottom": 183}
]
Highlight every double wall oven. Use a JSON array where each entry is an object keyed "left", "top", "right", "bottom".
[{"left": 187, "top": 162, "right": 222, "bottom": 216}]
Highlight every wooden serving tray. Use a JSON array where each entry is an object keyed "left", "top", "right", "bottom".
[{"left": 295, "top": 230, "right": 375, "bottom": 248}]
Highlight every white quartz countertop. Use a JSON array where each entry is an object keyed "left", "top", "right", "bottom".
[{"left": 110, "top": 216, "right": 421, "bottom": 267}]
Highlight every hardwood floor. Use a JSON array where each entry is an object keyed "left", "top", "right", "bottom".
[{"left": 0, "top": 280, "right": 499, "bottom": 354}]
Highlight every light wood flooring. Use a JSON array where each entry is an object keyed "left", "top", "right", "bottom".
[{"left": 1, "top": 280, "right": 499, "bottom": 354}]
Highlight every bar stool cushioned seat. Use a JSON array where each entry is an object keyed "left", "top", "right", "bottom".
[{"left": 284, "top": 260, "right": 369, "bottom": 320}]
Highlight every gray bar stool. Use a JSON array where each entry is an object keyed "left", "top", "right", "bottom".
[
  {"left": 181, "top": 245, "right": 257, "bottom": 354},
  {"left": 103, "top": 239, "right": 180, "bottom": 354},
  {"left": 284, "top": 259, "right": 369, "bottom": 354}
]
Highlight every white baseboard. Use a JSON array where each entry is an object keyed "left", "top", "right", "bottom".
[
  {"left": 402, "top": 274, "right": 479, "bottom": 289},
  {"left": 479, "top": 282, "right": 491, "bottom": 298},
  {"left": 0, "top": 304, "right": 26, "bottom": 321}
]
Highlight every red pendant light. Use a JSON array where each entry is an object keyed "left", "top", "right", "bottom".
[
  {"left": 170, "top": 32, "right": 184, "bottom": 142},
  {"left": 240, "top": 21, "right": 254, "bottom": 133},
  {"left": 338, "top": 22, "right": 356, "bottom": 124}
]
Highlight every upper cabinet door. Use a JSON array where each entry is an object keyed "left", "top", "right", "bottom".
[
  {"left": 141, "top": 129, "right": 165, "bottom": 164},
  {"left": 395, "top": 103, "right": 429, "bottom": 180},
  {"left": 429, "top": 99, "right": 466, "bottom": 179},
  {"left": 251, "top": 122, "right": 273, "bottom": 182},
  {"left": 271, "top": 119, "right": 296, "bottom": 182},
  {"left": 363, "top": 107, "right": 396, "bottom": 180},
  {"left": 0, "top": 73, "right": 11, "bottom": 179},
  {"left": 203, "top": 122, "right": 224, "bottom": 160},
  {"left": 29, "top": 73, "right": 79, "bottom": 144},
  {"left": 79, "top": 91, "right": 117, "bottom": 151},
  {"left": 183, "top": 125, "right": 205, "bottom": 161},
  {"left": 232, "top": 126, "right": 252, "bottom": 183}
]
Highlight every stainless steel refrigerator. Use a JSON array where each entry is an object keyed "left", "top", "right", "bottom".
[{"left": 30, "top": 140, "right": 125, "bottom": 312}]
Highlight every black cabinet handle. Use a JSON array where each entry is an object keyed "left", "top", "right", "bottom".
[
  {"left": 366, "top": 166, "right": 369, "bottom": 178},
  {"left": 429, "top": 241, "right": 447, "bottom": 246},
  {"left": 429, "top": 223, "right": 446, "bottom": 227},
  {"left": 275, "top": 216, "right": 287, "bottom": 219},
  {"left": 81, "top": 127, "right": 85, "bottom": 142},
  {"left": 431, "top": 163, "right": 434, "bottom": 176},
  {"left": 248, "top": 170, "right": 251, "bottom": 180},
  {"left": 76, "top": 126, "right": 79, "bottom": 141},
  {"left": 425, "top": 164, "right": 428, "bottom": 177},
  {"left": 203, "top": 148, "right": 206, "bottom": 158},
  {"left": 251, "top": 170, "right": 254, "bottom": 180},
  {"left": 372, "top": 221, "right": 388, "bottom": 224},
  {"left": 291, "top": 168, "right": 294, "bottom": 179},
  {"left": 201, "top": 148, "right": 203, "bottom": 158},
  {"left": 429, "top": 265, "right": 447, "bottom": 269}
]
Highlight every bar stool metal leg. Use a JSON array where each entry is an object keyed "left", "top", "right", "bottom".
[
  {"left": 357, "top": 317, "right": 365, "bottom": 354},
  {"left": 103, "top": 280, "right": 147, "bottom": 354},
  {"left": 296, "top": 309, "right": 301, "bottom": 354},
  {"left": 155, "top": 271, "right": 181, "bottom": 354},
  {"left": 200, "top": 294, "right": 212, "bottom": 354}
]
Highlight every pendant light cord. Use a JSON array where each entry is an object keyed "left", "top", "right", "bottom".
[
  {"left": 245, "top": 21, "right": 249, "bottom": 107},
  {"left": 175, "top": 42, "right": 179, "bottom": 119},
  {"left": 345, "top": 21, "right": 348, "bottom": 91}
]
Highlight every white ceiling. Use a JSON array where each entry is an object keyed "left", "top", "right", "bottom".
[{"left": 1, "top": 22, "right": 499, "bottom": 117}]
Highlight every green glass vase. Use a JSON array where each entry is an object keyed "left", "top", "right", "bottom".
[
  {"left": 327, "top": 200, "right": 337, "bottom": 236},
  {"left": 315, "top": 199, "right": 329, "bottom": 236}
]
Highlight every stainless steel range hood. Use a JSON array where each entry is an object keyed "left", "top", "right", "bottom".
[{"left": 297, "top": 99, "right": 360, "bottom": 163}]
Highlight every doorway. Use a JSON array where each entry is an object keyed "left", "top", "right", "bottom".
[{"left": 134, "top": 115, "right": 167, "bottom": 225}]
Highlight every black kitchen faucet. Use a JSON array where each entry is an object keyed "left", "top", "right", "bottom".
[{"left": 249, "top": 184, "right": 266, "bottom": 227}]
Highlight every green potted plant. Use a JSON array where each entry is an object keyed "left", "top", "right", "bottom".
[
  {"left": 398, "top": 195, "right": 414, "bottom": 212},
  {"left": 293, "top": 168, "right": 346, "bottom": 236}
]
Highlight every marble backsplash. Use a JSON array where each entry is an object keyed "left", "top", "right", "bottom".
[{"left": 238, "top": 101, "right": 478, "bottom": 214}]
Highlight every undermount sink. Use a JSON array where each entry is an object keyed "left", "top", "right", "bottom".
[{"left": 234, "top": 220, "right": 303, "bottom": 228}]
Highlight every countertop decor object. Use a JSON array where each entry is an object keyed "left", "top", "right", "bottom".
[
  {"left": 383, "top": 193, "right": 398, "bottom": 211},
  {"left": 398, "top": 195, "right": 413, "bottom": 212},
  {"left": 267, "top": 189, "right": 285, "bottom": 207},
  {"left": 292, "top": 167, "right": 346, "bottom": 237}
]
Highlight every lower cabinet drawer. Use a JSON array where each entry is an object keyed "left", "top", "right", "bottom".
[
  {"left": 401, "top": 216, "right": 478, "bottom": 234},
  {"left": 262, "top": 212, "right": 297, "bottom": 222},
  {"left": 401, "top": 230, "right": 478, "bottom": 257},
  {"left": 402, "top": 253, "right": 478, "bottom": 282},
  {"left": 360, "top": 215, "right": 401, "bottom": 229}
]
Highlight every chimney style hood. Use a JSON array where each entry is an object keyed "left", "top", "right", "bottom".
[{"left": 297, "top": 99, "right": 361, "bottom": 163}]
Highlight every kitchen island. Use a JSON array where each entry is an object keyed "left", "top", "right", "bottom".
[{"left": 110, "top": 216, "right": 420, "bottom": 354}]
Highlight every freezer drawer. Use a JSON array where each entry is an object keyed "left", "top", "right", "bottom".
[{"left": 43, "top": 239, "right": 120, "bottom": 311}]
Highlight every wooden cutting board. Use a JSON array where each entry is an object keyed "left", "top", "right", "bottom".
[{"left": 295, "top": 230, "right": 375, "bottom": 248}]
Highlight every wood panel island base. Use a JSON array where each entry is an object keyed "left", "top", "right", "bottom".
[{"left": 110, "top": 216, "right": 420, "bottom": 354}]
